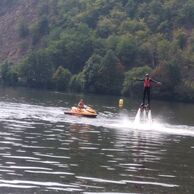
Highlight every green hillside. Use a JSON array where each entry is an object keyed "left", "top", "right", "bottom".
[{"left": 1, "top": 0, "right": 194, "bottom": 101}]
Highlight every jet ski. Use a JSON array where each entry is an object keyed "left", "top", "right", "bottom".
[{"left": 64, "top": 106, "right": 97, "bottom": 118}]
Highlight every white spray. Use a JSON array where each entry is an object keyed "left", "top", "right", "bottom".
[
  {"left": 134, "top": 108, "right": 152, "bottom": 125},
  {"left": 134, "top": 108, "right": 141, "bottom": 124},
  {"left": 148, "top": 110, "right": 152, "bottom": 124}
]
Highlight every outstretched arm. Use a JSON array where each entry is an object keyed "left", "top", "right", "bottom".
[
  {"left": 135, "top": 78, "right": 144, "bottom": 81},
  {"left": 150, "top": 78, "right": 162, "bottom": 85}
]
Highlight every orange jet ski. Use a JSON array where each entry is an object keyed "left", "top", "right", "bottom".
[{"left": 64, "top": 106, "right": 97, "bottom": 118}]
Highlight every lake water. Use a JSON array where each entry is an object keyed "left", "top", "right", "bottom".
[{"left": 0, "top": 87, "right": 193, "bottom": 193}]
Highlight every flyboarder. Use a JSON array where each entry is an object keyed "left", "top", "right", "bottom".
[
  {"left": 78, "top": 99, "right": 85, "bottom": 109},
  {"left": 137, "top": 74, "right": 161, "bottom": 110}
]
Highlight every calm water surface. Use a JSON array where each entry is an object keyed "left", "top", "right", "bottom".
[{"left": 0, "top": 87, "right": 193, "bottom": 193}]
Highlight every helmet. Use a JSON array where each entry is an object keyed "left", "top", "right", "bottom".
[{"left": 145, "top": 73, "right": 149, "bottom": 77}]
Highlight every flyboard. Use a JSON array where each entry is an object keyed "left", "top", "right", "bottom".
[{"left": 134, "top": 104, "right": 152, "bottom": 124}]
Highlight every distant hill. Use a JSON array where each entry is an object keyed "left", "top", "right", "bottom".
[
  {"left": 0, "top": 0, "right": 39, "bottom": 62},
  {"left": 0, "top": 0, "right": 194, "bottom": 101}
]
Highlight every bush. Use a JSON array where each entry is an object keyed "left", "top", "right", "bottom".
[{"left": 0, "top": 62, "right": 18, "bottom": 86}]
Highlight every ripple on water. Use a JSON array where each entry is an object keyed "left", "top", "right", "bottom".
[{"left": 0, "top": 101, "right": 192, "bottom": 193}]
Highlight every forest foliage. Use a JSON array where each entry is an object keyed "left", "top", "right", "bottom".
[{"left": 1, "top": 0, "right": 194, "bottom": 101}]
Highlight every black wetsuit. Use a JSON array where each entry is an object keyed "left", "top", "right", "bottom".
[{"left": 143, "top": 86, "right": 150, "bottom": 105}]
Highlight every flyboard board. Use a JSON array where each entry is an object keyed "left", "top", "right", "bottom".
[{"left": 134, "top": 104, "right": 152, "bottom": 124}]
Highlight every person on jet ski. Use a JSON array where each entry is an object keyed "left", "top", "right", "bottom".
[
  {"left": 137, "top": 74, "right": 161, "bottom": 109},
  {"left": 78, "top": 99, "right": 85, "bottom": 109}
]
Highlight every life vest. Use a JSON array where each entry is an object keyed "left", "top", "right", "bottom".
[
  {"left": 144, "top": 78, "right": 151, "bottom": 87},
  {"left": 78, "top": 101, "right": 84, "bottom": 108}
]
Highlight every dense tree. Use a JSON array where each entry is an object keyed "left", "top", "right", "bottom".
[
  {"left": 83, "top": 54, "right": 102, "bottom": 93},
  {"left": 46, "top": 27, "right": 94, "bottom": 73},
  {"left": 1, "top": 0, "right": 194, "bottom": 101},
  {"left": 70, "top": 72, "right": 85, "bottom": 92},
  {"left": 19, "top": 50, "right": 53, "bottom": 88},
  {"left": 116, "top": 34, "right": 138, "bottom": 67},
  {"left": 52, "top": 66, "right": 72, "bottom": 91},
  {"left": 83, "top": 50, "right": 124, "bottom": 94}
]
